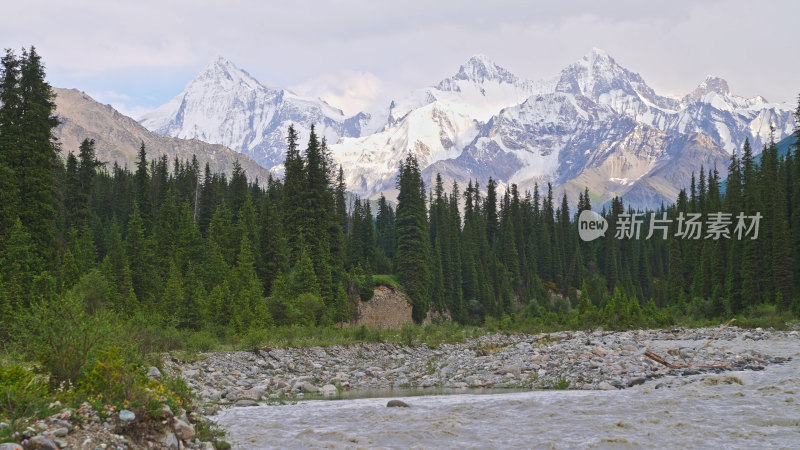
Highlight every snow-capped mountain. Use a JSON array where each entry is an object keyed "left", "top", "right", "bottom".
[
  {"left": 139, "top": 56, "right": 368, "bottom": 169},
  {"left": 331, "top": 54, "right": 546, "bottom": 198},
  {"left": 552, "top": 49, "right": 793, "bottom": 154},
  {"left": 140, "top": 50, "right": 795, "bottom": 209}
]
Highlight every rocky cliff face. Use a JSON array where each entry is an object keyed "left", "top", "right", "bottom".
[{"left": 354, "top": 285, "right": 413, "bottom": 330}]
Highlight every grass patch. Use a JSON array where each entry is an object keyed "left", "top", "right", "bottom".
[
  {"left": 373, "top": 274, "right": 403, "bottom": 290},
  {"left": 553, "top": 377, "right": 571, "bottom": 390}
]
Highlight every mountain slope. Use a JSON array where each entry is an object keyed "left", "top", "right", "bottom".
[{"left": 54, "top": 88, "right": 273, "bottom": 182}]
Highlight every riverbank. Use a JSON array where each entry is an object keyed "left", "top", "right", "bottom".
[{"left": 165, "top": 326, "right": 793, "bottom": 409}]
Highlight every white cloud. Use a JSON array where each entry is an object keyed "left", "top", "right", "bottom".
[
  {"left": 88, "top": 90, "right": 150, "bottom": 119},
  {"left": 3, "top": 0, "right": 797, "bottom": 112},
  {"left": 291, "top": 71, "right": 385, "bottom": 116}
]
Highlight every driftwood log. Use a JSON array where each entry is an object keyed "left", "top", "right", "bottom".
[{"left": 645, "top": 319, "right": 736, "bottom": 369}]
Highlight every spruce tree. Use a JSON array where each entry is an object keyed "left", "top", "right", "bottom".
[
  {"left": 282, "top": 124, "right": 305, "bottom": 259},
  {"left": 396, "top": 155, "right": 431, "bottom": 322},
  {"left": 14, "top": 47, "right": 60, "bottom": 265}
]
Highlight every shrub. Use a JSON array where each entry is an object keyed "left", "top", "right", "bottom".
[
  {"left": 0, "top": 364, "right": 53, "bottom": 420},
  {"left": 185, "top": 330, "right": 217, "bottom": 353},
  {"left": 296, "top": 293, "right": 325, "bottom": 325},
  {"left": 400, "top": 322, "right": 417, "bottom": 346},
  {"left": 17, "top": 293, "right": 120, "bottom": 385},
  {"left": 241, "top": 328, "right": 270, "bottom": 352},
  {"left": 78, "top": 346, "right": 146, "bottom": 407}
]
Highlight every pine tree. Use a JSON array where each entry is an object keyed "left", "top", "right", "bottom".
[
  {"left": 282, "top": 124, "right": 305, "bottom": 259},
  {"left": 134, "top": 142, "right": 152, "bottom": 228},
  {"left": 258, "top": 192, "right": 286, "bottom": 294},
  {"left": 101, "top": 220, "right": 134, "bottom": 310},
  {"left": 0, "top": 219, "right": 44, "bottom": 317},
  {"left": 207, "top": 202, "right": 237, "bottom": 266},
  {"left": 12, "top": 48, "right": 60, "bottom": 265},
  {"left": 375, "top": 194, "right": 396, "bottom": 272},
  {"left": 180, "top": 266, "right": 205, "bottom": 330},
  {"left": 396, "top": 155, "right": 431, "bottom": 322},
  {"left": 162, "top": 259, "right": 184, "bottom": 322},
  {"left": 301, "top": 126, "right": 334, "bottom": 301},
  {"left": 228, "top": 160, "right": 248, "bottom": 215},
  {"left": 0, "top": 50, "right": 21, "bottom": 242}
]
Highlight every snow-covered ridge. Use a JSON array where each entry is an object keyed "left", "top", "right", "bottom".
[
  {"left": 139, "top": 50, "right": 795, "bottom": 209},
  {"left": 139, "top": 56, "right": 367, "bottom": 168}
]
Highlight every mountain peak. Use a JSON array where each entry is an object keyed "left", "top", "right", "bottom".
[
  {"left": 586, "top": 47, "right": 610, "bottom": 59},
  {"left": 194, "top": 56, "right": 262, "bottom": 90},
  {"left": 683, "top": 76, "right": 732, "bottom": 104},
  {"left": 433, "top": 54, "right": 519, "bottom": 93},
  {"left": 465, "top": 53, "right": 495, "bottom": 68},
  {"left": 698, "top": 76, "right": 730, "bottom": 95},
  {"left": 445, "top": 54, "right": 517, "bottom": 86}
]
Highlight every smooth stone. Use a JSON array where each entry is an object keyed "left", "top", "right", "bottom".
[
  {"left": 298, "top": 382, "right": 321, "bottom": 393},
  {"left": 597, "top": 381, "right": 617, "bottom": 390},
  {"left": 159, "top": 432, "right": 179, "bottom": 449},
  {"left": 45, "top": 420, "right": 71, "bottom": 433},
  {"left": 628, "top": 377, "right": 647, "bottom": 387},
  {"left": 119, "top": 410, "right": 135, "bottom": 423},
  {"left": 50, "top": 427, "right": 69, "bottom": 437},
  {"left": 148, "top": 366, "right": 162, "bottom": 380},
  {"left": 233, "top": 399, "right": 259, "bottom": 407},
  {"left": 386, "top": 400, "right": 410, "bottom": 408},
  {"left": 173, "top": 419, "right": 196, "bottom": 441},
  {"left": 25, "top": 436, "right": 58, "bottom": 450},
  {"left": 0, "top": 444, "right": 23, "bottom": 450},
  {"left": 321, "top": 384, "right": 338, "bottom": 397}
]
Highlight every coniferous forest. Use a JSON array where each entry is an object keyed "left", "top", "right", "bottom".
[{"left": 2, "top": 47, "right": 800, "bottom": 357}]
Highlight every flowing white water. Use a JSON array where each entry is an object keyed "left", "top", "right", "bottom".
[{"left": 213, "top": 335, "right": 800, "bottom": 449}]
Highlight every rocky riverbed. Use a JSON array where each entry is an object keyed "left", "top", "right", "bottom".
[{"left": 163, "top": 326, "right": 793, "bottom": 409}]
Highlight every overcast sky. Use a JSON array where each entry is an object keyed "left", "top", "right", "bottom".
[{"left": 3, "top": 0, "right": 798, "bottom": 117}]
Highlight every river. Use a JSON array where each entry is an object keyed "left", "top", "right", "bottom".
[{"left": 212, "top": 334, "right": 800, "bottom": 449}]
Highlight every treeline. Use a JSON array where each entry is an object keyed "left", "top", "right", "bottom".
[{"left": 2, "top": 47, "right": 799, "bottom": 345}]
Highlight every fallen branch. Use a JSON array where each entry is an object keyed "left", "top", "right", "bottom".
[
  {"left": 644, "top": 350, "right": 681, "bottom": 369},
  {"left": 687, "top": 318, "right": 736, "bottom": 366},
  {"left": 645, "top": 319, "right": 736, "bottom": 370}
]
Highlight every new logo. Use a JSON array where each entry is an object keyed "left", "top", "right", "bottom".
[{"left": 578, "top": 210, "right": 608, "bottom": 241}]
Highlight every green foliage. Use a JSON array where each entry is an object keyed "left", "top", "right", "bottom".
[
  {"left": 184, "top": 330, "right": 218, "bottom": 353},
  {"left": 17, "top": 292, "right": 120, "bottom": 385},
  {"left": 373, "top": 274, "right": 402, "bottom": 290},
  {"left": 553, "top": 377, "right": 570, "bottom": 390},
  {"left": 78, "top": 346, "right": 147, "bottom": 407},
  {"left": 352, "top": 265, "right": 375, "bottom": 302},
  {"left": 0, "top": 364, "right": 53, "bottom": 421},
  {"left": 400, "top": 322, "right": 417, "bottom": 346}
]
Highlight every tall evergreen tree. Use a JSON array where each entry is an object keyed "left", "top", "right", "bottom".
[{"left": 396, "top": 155, "right": 431, "bottom": 322}]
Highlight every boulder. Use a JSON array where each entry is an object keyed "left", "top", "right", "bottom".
[
  {"left": 386, "top": 400, "right": 410, "bottom": 408},
  {"left": 159, "top": 432, "right": 179, "bottom": 449},
  {"left": 233, "top": 399, "right": 259, "bottom": 407},
  {"left": 0, "top": 443, "right": 23, "bottom": 450},
  {"left": 321, "top": 384, "right": 338, "bottom": 397},
  {"left": 24, "top": 436, "right": 58, "bottom": 450},
  {"left": 50, "top": 427, "right": 69, "bottom": 437},
  {"left": 173, "top": 419, "right": 196, "bottom": 441},
  {"left": 628, "top": 377, "right": 647, "bottom": 387},
  {"left": 119, "top": 409, "right": 136, "bottom": 423},
  {"left": 298, "top": 382, "right": 321, "bottom": 393},
  {"left": 597, "top": 381, "right": 617, "bottom": 390},
  {"left": 147, "top": 366, "right": 163, "bottom": 380}
]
